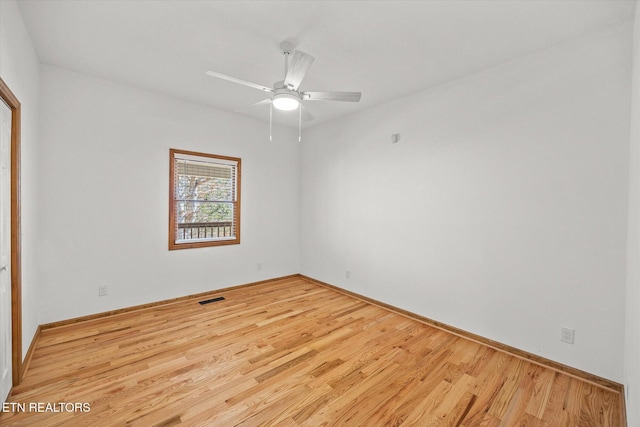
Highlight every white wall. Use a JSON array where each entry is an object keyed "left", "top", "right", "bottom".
[
  {"left": 37, "top": 65, "right": 300, "bottom": 323},
  {"left": 625, "top": 1, "right": 640, "bottom": 423},
  {"left": 0, "top": 0, "right": 40, "bottom": 362},
  {"left": 301, "top": 22, "right": 632, "bottom": 382}
]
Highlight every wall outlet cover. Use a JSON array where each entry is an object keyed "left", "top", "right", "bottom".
[{"left": 560, "top": 327, "right": 575, "bottom": 344}]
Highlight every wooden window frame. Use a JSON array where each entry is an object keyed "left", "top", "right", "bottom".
[{"left": 169, "top": 148, "right": 241, "bottom": 250}]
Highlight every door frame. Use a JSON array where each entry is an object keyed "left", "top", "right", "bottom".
[{"left": 0, "top": 77, "right": 22, "bottom": 388}]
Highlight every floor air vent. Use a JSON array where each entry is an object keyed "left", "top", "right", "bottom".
[{"left": 199, "top": 296, "right": 225, "bottom": 305}]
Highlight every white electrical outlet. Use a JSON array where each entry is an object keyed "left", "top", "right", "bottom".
[
  {"left": 98, "top": 286, "right": 108, "bottom": 297},
  {"left": 257, "top": 262, "right": 262, "bottom": 271},
  {"left": 345, "top": 270, "right": 351, "bottom": 279},
  {"left": 560, "top": 327, "right": 575, "bottom": 344}
]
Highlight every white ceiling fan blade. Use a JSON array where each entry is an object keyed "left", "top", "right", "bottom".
[
  {"left": 303, "top": 91, "right": 362, "bottom": 102},
  {"left": 301, "top": 104, "right": 315, "bottom": 122},
  {"left": 235, "top": 98, "right": 272, "bottom": 113},
  {"left": 284, "top": 51, "right": 315, "bottom": 90},
  {"left": 206, "top": 71, "right": 274, "bottom": 93}
]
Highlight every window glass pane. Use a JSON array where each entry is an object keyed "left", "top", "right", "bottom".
[
  {"left": 170, "top": 150, "right": 240, "bottom": 248},
  {"left": 176, "top": 201, "right": 234, "bottom": 224},
  {"left": 175, "top": 175, "right": 234, "bottom": 203}
]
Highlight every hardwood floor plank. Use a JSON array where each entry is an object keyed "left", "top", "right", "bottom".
[
  {"left": 398, "top": 379, "right": 453, "bottom": 426},
  {"left": 487, "top": 358, "right": 527, "bottom": 419},
  {"left": 523, "top": 365, "right": 556, "bottom": 419},
  {"left": 0, "top": 276, "right": 624, "bottom": 426},
  {"left": 427, "top": 374, "right": 477, "bottom": 426}
]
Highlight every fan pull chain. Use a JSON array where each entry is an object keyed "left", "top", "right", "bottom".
[
  {"left": 269, "top": 102, "right": 273, "bottom": 142},
  {"left": 298, "top": 106, "right": 302, "bottom": 142}
]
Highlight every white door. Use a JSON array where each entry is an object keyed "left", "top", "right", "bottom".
[{"left": 0, "top": 98, "right": 11, "bottom": 402}]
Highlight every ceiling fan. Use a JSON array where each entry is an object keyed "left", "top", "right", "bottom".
[{"left": 205, "top": 41, "right": 362, "bottom": 140}]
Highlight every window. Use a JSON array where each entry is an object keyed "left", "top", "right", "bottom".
[{"left": 169, "top": 149, "right": 241, "bottom": 250}]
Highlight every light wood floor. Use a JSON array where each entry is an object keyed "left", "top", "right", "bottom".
[{"left": 1, "top": 276, "right": 624, "bottom": 426}]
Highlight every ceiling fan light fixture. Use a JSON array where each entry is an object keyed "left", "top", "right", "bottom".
[{"left": 272, "top": 92, "right": 300, "bottom": 111}]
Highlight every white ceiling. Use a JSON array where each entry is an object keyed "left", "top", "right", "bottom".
[{"left": 17, "top": 0, "right": 636, "bottom": 128}]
